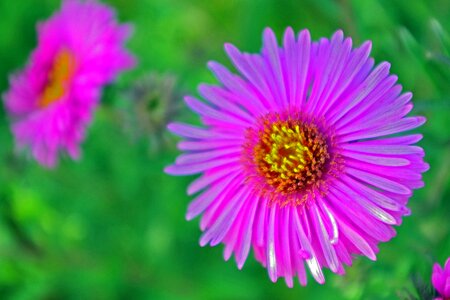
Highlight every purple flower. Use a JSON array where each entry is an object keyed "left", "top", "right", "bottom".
[
  {"left": 432, "top": 258, "right": 450, "bottom": 300},
  {"left": 3, "top": 0, "right": 135, "bottom": 167},
  {"left": 165, "top": 28, "right": 428, "bottom": 286}
]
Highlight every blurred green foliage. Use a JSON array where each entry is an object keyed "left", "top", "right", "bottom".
[{"left": 0, "top": 0, "right": 449, "bottom": 299}]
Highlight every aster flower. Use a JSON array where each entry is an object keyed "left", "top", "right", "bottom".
[
  {"left": 3, "top": 0, "right": 135, "bottom": 167},
  {"left": 432, "top": 258, "right": 450, "bottom": 300},
  {"left": 165, "top": 28, "right": 428, "bottom": 286}
]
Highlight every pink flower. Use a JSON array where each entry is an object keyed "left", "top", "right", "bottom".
[
  {"left": 165, "top": 28, "right": 428, "bottom": 286},
  {"left": 3, "top": 0, "right": 135, "bottom": 167},
  {"left": 432, "top": 258, "right": 450, "bottom": 300}
]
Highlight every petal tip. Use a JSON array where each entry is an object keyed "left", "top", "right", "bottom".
[
  {"left": 237, "top": 260, "right": 245, "bottom": 270},
  {"left": 263, "top": 27, "right": 275, "bottom": 36},
  {"left": 333, "top": 29, "right": 345, "bottom": 39},
  {"left": 224, "top": 42, "right": 237, "bottom": 53},
  {"left": 284, "top": 26, "right": 294, "bottom": 36},
  {"left": 163, "top": 165, "right": 175, "bottom": 174},
  {"left": 185, "top": 212, "right": 195, "bottom": 221}
]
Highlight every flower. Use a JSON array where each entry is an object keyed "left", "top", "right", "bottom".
[
  {"left": 3, "top": 0, "right": 135, "bottom": 167},
  {"left": 165, "top": 28, "right": 428, "bottom": 286},
  {"left": 432, "top": 258, "right": 450, "bottom": 300}
]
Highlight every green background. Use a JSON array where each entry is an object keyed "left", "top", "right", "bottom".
[{"left": 0, "top": 0, "right": 449, "bottom": 299}]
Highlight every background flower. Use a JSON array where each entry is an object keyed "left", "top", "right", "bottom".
[
  {"left": 3, "top": 0, "right": 135, "bottom": 167},
  {"left": 432, "top": 258, "right": 450, "bottom": 300}
]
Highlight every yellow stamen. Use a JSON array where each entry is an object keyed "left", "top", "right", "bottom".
[
  {"left": 242, "top": 113, "right": 335, "bottom": 206},
  {"left": 38, "top": 49, "right": 77, "bottom": 108}
]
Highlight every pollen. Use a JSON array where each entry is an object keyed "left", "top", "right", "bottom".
[
  {"left": 243, "top": 113, "right": 337, "bottom": 206},
  {"left": 38, "top": 49, "right": 77, "bottom": 108}
]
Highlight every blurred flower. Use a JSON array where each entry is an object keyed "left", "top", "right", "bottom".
[
  {"left": 120, "top": 73, "right": 182, "bottom": 153},
  {"left": 165, "top": 28, "right": 428, "bottom": 286},
  {"left": 3, "top": 0, "right": 135, "bottom": 167},
  {"left": 432, "top": 258, "right": 450, "bottom": 300}
]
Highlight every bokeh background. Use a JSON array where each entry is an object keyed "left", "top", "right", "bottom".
[{"left": 0, "top": 0, "right": 449, "bottom": 299}]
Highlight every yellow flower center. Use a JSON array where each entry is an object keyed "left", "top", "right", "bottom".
[
  {"left": 38, "top": 49, "right": 77, "bottom": 108},
  {"left": 243, "top": 113, "right": 334, "bottom": 206}
]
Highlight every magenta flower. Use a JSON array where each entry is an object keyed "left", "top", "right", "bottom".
[
  {"left": 165, "top": 28, "right": 428, "bottom": 286},
  {"left": 432, "top": 258, "right": 450, "bottom": 300},
  {"left": 3, "top": 0, "right": 135, "bottom": 167}
]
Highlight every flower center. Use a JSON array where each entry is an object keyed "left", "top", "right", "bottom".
[
  {"left": 254, "top": 118, "right": 330, "bottom": 193},
  {"left": 242, "top": 112, "right": 337, "bottom": 206},
  {"left": 38, "top": 49, "right": 77, "bottom": 108}
]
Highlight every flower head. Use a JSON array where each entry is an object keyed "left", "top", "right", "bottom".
[
  {"left": 165, "top": 28, "right": 428, "bottom": 286},
  {"left": 432, "top": 258, "right": 450, "bottom": 300},
  {"left": 3, "top": 0, "right": 135, "bottom": 167}
]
